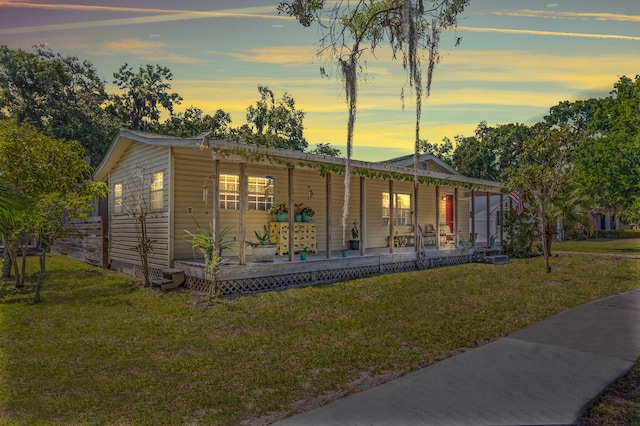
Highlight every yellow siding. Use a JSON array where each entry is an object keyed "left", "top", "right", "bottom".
[
  {"left": 109, "top": 143, "right": 170, "bottom": 269},
  {"left": 112, "top": 149, "right": 475, "bottom": 264},
  {"left": 173, "top": 160, "right": 297, "bottom": 260}
]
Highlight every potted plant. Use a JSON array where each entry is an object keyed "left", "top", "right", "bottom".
[
  {"left": 246, "top": 225, "right": 276, "bottom": 262},
  {"left": 341, "top": 248, "right": 349, "bottom": 257},
  {"left": 489, "top": 234, "right": 496, "bottom": 247},
  {"left": 294, "top": 203, "right": 304, "bottom": 222},
  {"left": 269, "top": 202, "right": 288, "bottom": 222},
  {"left": 182, "top": 220, "right": 231, "bottom": 274},
  {"left": 349, "top": 219, "right": 359, "bottom": 250},
  {"left": 300, "top": 206, "right": 315, "bottom": 222},
  {"left": 299, "top": 247, "right": 309, "bottom": 260}
]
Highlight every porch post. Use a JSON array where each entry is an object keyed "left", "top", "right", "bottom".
[
  {"left": 359, "top": 176, "right": 366, "bottom": 256},
  {"left": 211, "top": 153, "right": 220, "bottom": 250},
  {"left": 435, "top": 186, "right": 440, "bottom": 250},
  {"left": 326, "top": 173, "right": 332, "bottom": 259},
  {"left": 454, "top": 187, "right": 459, "bottom": 248},
  {"left": 288, "top": 167, "right": 294, "bottom": 262},
  {"left": 499, "top": 193, "right": 504, "bottom": 245},
  {"left": 486, "top": 191, "right": 490, "bottom": 248},
  {"left": 471, "top": 190, "right": 476, "bottom": 247},
  {"left": 389, "top": 180, "right": 395, "bottom": 253},
  {"left": 414, "top": 181, "right": 419, "bottom": 254},
  {"left": 238, "top": 163, "right": 247, "bottom": 265}
]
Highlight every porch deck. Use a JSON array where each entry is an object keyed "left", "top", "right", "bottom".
[{"left": 174, "top": 245, "right": 477, "bottom": 297}]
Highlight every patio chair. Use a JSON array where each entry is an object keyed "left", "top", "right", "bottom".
[
  {"left": 440, "top": 224, "right": 455, "bottom": 245},
  {"left": 422, "top": 224, "right": 437, "bottom": 245}
]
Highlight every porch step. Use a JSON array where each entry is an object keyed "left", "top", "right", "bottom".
[
  {"left": 155, "top": 268, "right": 186, "bottom": 291},
  {"left": 486, "top": 255, "right": 510, "bottom": 265}
]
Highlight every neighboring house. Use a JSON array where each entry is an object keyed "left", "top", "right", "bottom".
[
  {"left": 468, "top": 195, "right": 514, "bottom": 245},
  {"left": 93, "top": 130, "right": 502, "bottom": 295}
]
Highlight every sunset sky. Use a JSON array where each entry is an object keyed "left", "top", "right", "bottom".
[{"left": 1, "top": 1, "right": 640, "bottom": 161}]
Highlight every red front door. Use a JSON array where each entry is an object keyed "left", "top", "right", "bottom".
[{"left": 446, "top": 194, "right": 454, "bottom": 234}]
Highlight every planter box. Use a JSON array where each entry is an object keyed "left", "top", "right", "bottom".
[{"left": 252, "top": 245, "right": 276, "bottom": 262}]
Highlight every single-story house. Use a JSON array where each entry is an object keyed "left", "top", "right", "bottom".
[{"left": 93, "top": 130, "right": 503, "bottom": 295}]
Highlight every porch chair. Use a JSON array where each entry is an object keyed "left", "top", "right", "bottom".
[
  {"left": 422, "top": 224, "right": 437, "bottom": 245},
  {"left": 440, "top": 224, "right": 455, "bottom": 245}
]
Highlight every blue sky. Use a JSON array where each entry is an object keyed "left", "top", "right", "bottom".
[{"left": 1, "top": 1, "right": 640, "bottom": 161}]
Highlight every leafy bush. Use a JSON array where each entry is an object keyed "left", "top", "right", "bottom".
[
  {"left": 594, "top": 229, "right": 640, "bottom": 239},
  {"left": 502, "top": 210, "right": 541, "bottom": 258}
]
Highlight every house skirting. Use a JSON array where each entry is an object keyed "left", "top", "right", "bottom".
[{"left": 174, "top": 249, "right": 474, "bottom": 297}]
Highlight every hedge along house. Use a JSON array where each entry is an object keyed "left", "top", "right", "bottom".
[{"left": 93, "top": 130, "right": 503, "bottom": 296}]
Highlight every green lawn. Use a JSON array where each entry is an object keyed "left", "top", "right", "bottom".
[
  {"left": 1, "top": 248, "right": 639, "bottom": 425},
  {"left": 554, "top": 237, "right": 640, "bottom": 254}
]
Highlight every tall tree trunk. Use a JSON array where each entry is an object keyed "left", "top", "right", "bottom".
[
  {"left": 6, "top": 245, "right": 22, "bottom": 286},
  {"left": 34, "top": 252, "right": 46, "bottom": 303},
  {"left": 540, "top": 219, "right": 551, "bottom": 273},
  {"left": 340, "top": 54, "right": 358, "bottom": 247},
  {"left": 138, "top": 215, "right": 151, "bottom": 286},
  {"left": 2, "top": 252, "right": 11, "bottom": 278},
  {"left": 18, "top": 242, "right": 27, "bottom": 287}
]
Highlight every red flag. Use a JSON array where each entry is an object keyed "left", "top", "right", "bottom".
[{"left": 508, "top": 191, "right": 524, "bottom": 215}]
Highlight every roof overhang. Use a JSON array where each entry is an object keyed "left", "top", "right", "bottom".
[{"left": 93, "top": 130, "right": 502, "bottom": 193}]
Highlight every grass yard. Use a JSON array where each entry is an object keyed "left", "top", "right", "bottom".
[
  {"left": 554, "top": 237, "right": 640, "bottom": 254},
  {"left": 1, "top": 245, "right": 639, "bottom": 425}
]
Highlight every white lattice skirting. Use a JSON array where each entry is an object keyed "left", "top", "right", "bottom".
[{"left": 176, "top": 253, "right": 473, "bottom": 297}]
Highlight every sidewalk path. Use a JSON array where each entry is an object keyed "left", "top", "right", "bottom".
[{"left": 276, "top": 289, "right": 640, "bottom": 426}]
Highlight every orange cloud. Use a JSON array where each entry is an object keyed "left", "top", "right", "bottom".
[{"left": 99, "top": 38, "right": 204, "bottom": 64}]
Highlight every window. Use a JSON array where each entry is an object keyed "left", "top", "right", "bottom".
[
  {"left": 113, "top": 183, "right": 123, "bottom": 214},
  {"left": 248, "top": 176, "right": 274, "bottom": 211},
  {"left": 218, "top": 174, "right": 274, "bottom": 211},
  {"left": 382, "top": 192, "right": 412, "bottom": 225},
  {"left": 150, "top": 171, "right": 163, "bottom": 210},
  {"left": 219, "top": 174, "right": 239, "bottom": 210}
]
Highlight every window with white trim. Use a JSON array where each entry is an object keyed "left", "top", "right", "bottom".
[
  {"left": 382, "top": 192, "right": 412, "bottom": 226},
  {"left": 218, "top": 174, "right": 274, "bottom": 211},
  {"left": 248, "top": 176, "right": 274, "bottom": 211},
  {"left": 113, "top": 182, "right": 123, "bottom": 214},
  {"left": 219, "top": 174, "right": 239, "bottom": 210},
  {"left": 150, "top": 171, "right": 164, "bottom": 210}
]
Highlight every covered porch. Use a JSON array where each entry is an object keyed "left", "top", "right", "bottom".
[{"left": 174, "top": 245, "right": 477, "bottom": 296}]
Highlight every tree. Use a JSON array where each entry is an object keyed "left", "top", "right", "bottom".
[
  {"left": 245, "top": 86, "right": 308, "bottom": 151},
  {"left": 309, "top": 142, "right": 343, "bottom": 157},
  {"left": 0, "top": 45, "right": 118, "bottom": 166},
  {"left": 279, "top": 0, "right": 469, "bottom": 242},
  {"left": 0, "top": 119, "right": 107, "bottom": 300},
  {"left": 450, "top": 122, "right": 534, "bottom": 181},
  {"left": 419, "top": 137, "right": 453, "bottom": 162},
  {"left": 0, "top": 173, "right": 25, "bottom": 279},
  {"left": 573, "top": 76, "right": 640, "bottom": 219},
  {"left": 31, "top": 180, "right": 107, "bottom": 303},
  {"left": 158, "top": 106, "right": 231, "bottom": 138},
  {"left": 119, "top": 164, "right": 159, "bottom": 287},
  {"left": 505, "top": 124, "right": 579, "bottom": 273},
  {"left": 108, "top": 64, "right": 182, "bottom": 132}
]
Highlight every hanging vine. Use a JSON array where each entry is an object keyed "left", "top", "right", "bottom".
[{"left": 279, "top": 0, "right": 470, "bottom": 244}]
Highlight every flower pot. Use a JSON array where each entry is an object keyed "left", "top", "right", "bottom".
[
  {"left": 295, "top": 214, "right": 302, "bottom": 222},
  {"left": 252, "top": 244, "right": 276, "bottom": 262},
  {"left": 302, "top": 214, "right": 311, "bottom": 222},
  {"left": 275, "top": 213, "right": 287, "bottom": 222},
  {"left": 489, "top": 236, "right": 496, "bottom": 246},
  {"left": 348, "top": 239, "right": 359, "bottom": 250},
  {"left": 299, "top": 251, "right": 308, "bottom": 260},
  {"left": 341, "top": 249, "right": 348, "bottom": 257}
]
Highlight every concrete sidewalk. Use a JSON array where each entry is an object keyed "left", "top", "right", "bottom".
[{"left": 276, "top": 289, "right": 640, "bottom": 426}]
